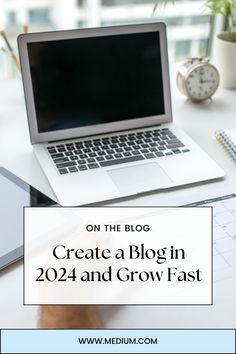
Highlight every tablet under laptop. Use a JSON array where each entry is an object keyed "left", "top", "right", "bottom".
[{"left": 0, "top": 167, "right": 56, "bottom": 270}]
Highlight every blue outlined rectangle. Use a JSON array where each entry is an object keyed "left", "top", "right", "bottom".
[{"left": 1, "top": 329, "right": 235, "bottom": 353}]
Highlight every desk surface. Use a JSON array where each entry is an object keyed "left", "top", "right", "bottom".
[{"left": 0, "top": 68, "right": 236, "bottom": 328}]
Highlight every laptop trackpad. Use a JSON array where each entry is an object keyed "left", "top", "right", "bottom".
[{"left": 107, "top": 162, "right": 172, "bottom": 194}]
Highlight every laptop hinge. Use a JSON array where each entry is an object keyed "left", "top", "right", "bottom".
[{"left": 48, "top": 124, "right": 162, "bottom": 144}]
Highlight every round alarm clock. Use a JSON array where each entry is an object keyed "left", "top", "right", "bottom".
[{"left": 176, "top": 57, "right": 220, "bottom": 102}]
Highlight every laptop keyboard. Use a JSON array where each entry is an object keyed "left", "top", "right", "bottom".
[{"left": 46, "top": 128, "right": 190, "bottom": 175}]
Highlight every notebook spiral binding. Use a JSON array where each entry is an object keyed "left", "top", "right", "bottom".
[{"left": 215, "top": 129, "right": 236, "bottom": 162}]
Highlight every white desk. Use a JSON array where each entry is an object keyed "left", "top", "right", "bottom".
[{"left": 0, "top": 68, "right": 236, "bottom": 328}]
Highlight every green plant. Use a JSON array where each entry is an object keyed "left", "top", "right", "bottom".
[
  {"left": 154, "top": 0, "right": 236, "bottom": 41},
  {"left": 153, "top": 0, "right": 175, "bottom": 12}
]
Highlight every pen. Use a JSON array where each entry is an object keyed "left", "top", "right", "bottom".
[
  {"left": 1, "top": 46, "right": 11, "bottom": 58},
  {"left": 0, "top": 30, "right": 21, "bottom": 71}
]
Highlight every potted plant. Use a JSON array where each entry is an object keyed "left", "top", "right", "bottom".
[{"left": 154, "top": 0, "right": 236, "bottom": 89}]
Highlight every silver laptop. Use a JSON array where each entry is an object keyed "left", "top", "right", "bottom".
[{"left": 18, "top": 23, "right": 224, "bottom": 206}]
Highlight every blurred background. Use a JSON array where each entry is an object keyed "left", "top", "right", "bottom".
[{"left": 0, "top": 0, "right": 212, "bottom": 79}]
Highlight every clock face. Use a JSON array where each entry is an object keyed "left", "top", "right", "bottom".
[{"left": 185, "top": 64, "right": 219, "bottom": 101}]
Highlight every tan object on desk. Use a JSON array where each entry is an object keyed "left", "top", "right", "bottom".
[
  {"left": 39, "top": 305, "right": 104, "bottom": 329},
  {"left": 23, "top": 25, "right": 29, "bottom": 33}
]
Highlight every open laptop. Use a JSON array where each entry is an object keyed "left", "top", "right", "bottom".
[{"left": 18, "top": 23, "right": 224, "bottom": 206}]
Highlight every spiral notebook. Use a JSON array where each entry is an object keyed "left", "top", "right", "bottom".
[{"left": 215, "top": 129, "right": 236, "bottom": 161}]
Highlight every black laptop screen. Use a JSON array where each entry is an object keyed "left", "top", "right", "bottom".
[{"left": 27, "top": 31, "right": 165, "bottom": 133}]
